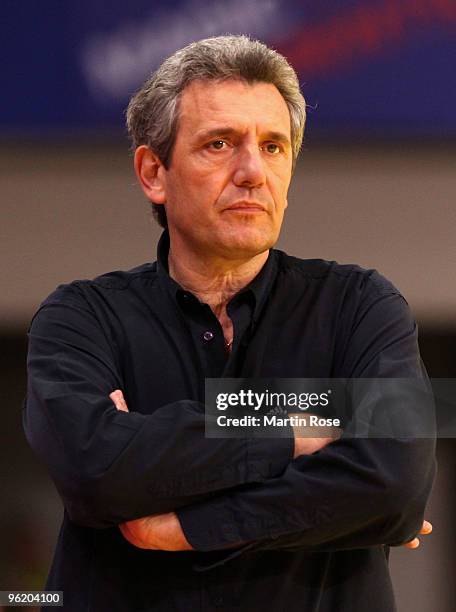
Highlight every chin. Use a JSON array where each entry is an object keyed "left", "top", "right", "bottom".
[
  {"left": 211, "top": 220, "right": 280, "bottom": 257},
  {"left": 220, "top": 233, "right": 276, "bottom": 258}
]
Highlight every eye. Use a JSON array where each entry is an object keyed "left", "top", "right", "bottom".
[
  {"left": 209, "top": 140, "right": 227, "bottom": 150},
  {"left": 262, "top": 142, "right": 281, "bottom": 155}
]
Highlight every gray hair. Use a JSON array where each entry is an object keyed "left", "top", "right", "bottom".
[{"left": 126, "top": 35, "right": 306, "bottom": 228}]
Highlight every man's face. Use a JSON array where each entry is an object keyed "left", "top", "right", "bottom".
[{"left": 161, "top": 78, "right": 293, "bottom": 260}]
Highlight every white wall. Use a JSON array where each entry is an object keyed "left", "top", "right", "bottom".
[{"left": 2, "top": 144, "right": 455, "bottom": 327}]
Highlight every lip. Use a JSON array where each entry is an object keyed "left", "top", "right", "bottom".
[{"left": 223, "top": 202, "right": 266, "bottom": 212}]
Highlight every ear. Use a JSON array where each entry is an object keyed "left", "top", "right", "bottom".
[{"left": 134, "top": 145, "right": 167, "bottom": 204}]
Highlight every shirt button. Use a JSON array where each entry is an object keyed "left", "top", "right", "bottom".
[{"left": 203, "top": 330, "right": 214, "bottom": 342}]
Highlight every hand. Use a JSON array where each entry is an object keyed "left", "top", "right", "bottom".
[
  {"left": 119, "top": 512, "right": 193, "bottom": 551},
  {"left": 110, "top": 392, "right": 340, "bottom": 459},
  {"left": 110, "top": 390, "right": 427, "bottom": 551},
  {"left": 402, "top": 520, "right": 432, "bottom": 549},
  {"left": 110, "top": 389, "right": 129, "bottom": 412},
  {"left": 290, "top": 410, "right": 432, "bottom": 549},
  {"left": 289, "top": 413, "right": 342, "bottom": 458},
  {"left": 109, "top": 389, "right": 193, "bottom": 551}
]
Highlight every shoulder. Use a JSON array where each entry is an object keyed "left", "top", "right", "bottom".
[
  {"left": 272, "top": 248, "right": 404, "bottom": 300},
  {"left": 35, "top": 261, "right": 158, "bottom": 313}
]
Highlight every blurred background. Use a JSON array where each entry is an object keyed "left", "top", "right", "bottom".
[{"left": 1, "top": 1, "right": 455, "bottom": 610}]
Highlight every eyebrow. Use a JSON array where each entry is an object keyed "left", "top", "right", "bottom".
[{"left": 196, "top": 127, "right": 291, "bottom": 146}]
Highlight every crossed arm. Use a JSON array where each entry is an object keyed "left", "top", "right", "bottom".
[
  {"left": 110, "top": 389, "right": 433, "bottom": 552},
  {"left": 24, "top": 285, "right": 435, "bottom": 556}
]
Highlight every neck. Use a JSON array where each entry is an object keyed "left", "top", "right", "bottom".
[
  {"left": 166, "top": 232, "right": 270, "bottom": 351},
  {"left": 168, "top": 244, "right": 268, "bottom": 315}
]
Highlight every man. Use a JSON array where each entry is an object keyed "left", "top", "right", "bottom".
[{"left": 25, "top": 35, "right": 435, "bottom": 611}]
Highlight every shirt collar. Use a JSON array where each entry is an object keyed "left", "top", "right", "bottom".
[{"left": 156, "top": 229, "right": 278, "bottom": 324}]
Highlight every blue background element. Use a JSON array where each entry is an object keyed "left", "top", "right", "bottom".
[{"left": 2, "top": 0, "right": 455, "bottom": 141}]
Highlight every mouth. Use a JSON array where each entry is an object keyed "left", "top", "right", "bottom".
[{"left": 223, "top": 201, "right": 267, "bottom": 213}]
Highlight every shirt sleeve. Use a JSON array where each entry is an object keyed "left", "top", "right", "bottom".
[
  {"left": 176, "top": 284, "right": 437, "bottom": 553},
  {"left": 24, "top": 283, "right": 294, "bottom": 529}
]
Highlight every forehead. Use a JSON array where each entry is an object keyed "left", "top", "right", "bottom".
[{"left": 177, "top": 79, "right": 291, "bottom": 136}]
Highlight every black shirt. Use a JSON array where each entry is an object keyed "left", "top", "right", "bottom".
[{"left": 24, "top": 230, "right": 435, "bottom": 611}]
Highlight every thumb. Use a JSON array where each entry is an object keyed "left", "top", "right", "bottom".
[{"left": 109, "top": 389, "right": 129, "bottom": 412}]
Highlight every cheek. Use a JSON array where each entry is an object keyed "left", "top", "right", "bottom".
[
  {"left": 180, "top": 160, "right": 225, "bottom": 192},
  {"left": 166, "top": 175, "right": 222, "bottom": 221},
  {"left": 269, "top": 175, "right": 291, "bottom": 207},
  {"left": 165, "top": 166, "right": 203, "bottom": 208},
  {"left": 187, "top": 168, "right": 228, "bottom": 202}
]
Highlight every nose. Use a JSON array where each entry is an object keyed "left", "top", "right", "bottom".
[{"left": 232, "top": 145, "right": 267, "bottom": 189}]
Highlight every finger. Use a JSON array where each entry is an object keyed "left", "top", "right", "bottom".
[
  {"left": 118, "top": 393, "right": 129, "bottom": 412},
  {"left": 109, "top": 389, "right": 123, "bottom": 409},
  {"left": 109, "top": 389, "right": 129, "bottom": 412},
  {"left": 404, "top": 538, "right": 420, "bottom": 549},
  {"left": 119, "top": 523, "right": 144, "bottom": 548},
  {"left": 420, "top": 520, "right": 432, "bottom": 535},
  {"left": 119, "top": 521, "right": 157, "bottom": 550}
]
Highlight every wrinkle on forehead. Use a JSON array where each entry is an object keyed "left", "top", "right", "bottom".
[{"left": 177, "top": 79, "right": 291, "bottom": 139}]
